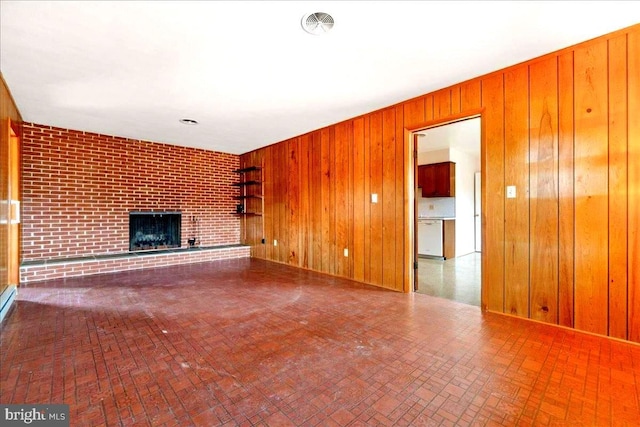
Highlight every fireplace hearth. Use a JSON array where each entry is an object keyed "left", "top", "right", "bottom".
[{"left": 129, "top": 212, "right": 181, "bottom": 252}]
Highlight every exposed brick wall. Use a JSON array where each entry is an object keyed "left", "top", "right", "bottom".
[{"left": 21, "top": 123, "right": 241, "bottom": 261}]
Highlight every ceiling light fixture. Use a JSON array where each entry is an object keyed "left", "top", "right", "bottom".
[
  {"left": 301, "top": 12, "right": 334, "bottom": 35},
  {"left": 179, "top": 118, "right": 198, "bottom": 125}
]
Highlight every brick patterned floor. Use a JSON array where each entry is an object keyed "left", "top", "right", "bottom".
[{"left": 1, "top": 258, "right": 639, "bottom": 426}]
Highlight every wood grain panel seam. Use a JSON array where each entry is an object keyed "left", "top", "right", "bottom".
[{"left": 502, "top": 73, "right": 507, "bottom": 314}]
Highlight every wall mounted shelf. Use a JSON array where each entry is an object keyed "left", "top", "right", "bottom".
[{"left": 232, "top": 166, "right": 263, "bottom": 217}]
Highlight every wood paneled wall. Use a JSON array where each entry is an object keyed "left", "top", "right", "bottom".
[
  {"left": 241, "top": 25, "right": 640, "bottom": 343},
  {"left": 1, "top": 74, "right": 23, "bottom": 297}
]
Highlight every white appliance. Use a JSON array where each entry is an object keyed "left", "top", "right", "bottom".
[
  {"left": 474, "top": 172, "right": 482, "bottom": 252},
  {"left": 418, "top": 219, "right": 443, "bottom": 257}
]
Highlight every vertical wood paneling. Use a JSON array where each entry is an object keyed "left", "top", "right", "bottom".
[
  {"left": 273, "top": 143, "right": 282, "bottom": 261},
  {"left": 258, "top": 150, "right": 266, "bottom": 256},
  {"left": 264, "top": 146, "right": 274, "bottom": 260},
  {"left": 335, "top": 122, "right": 350, "bottom": 277},
  {"left": 311, "top": 131, "right": 323, "bottom": 272},
  {"left": 628, "top": 30, "right": 640, "bottom": 342},
  {"left": 450, "top": 86, "right": 461, "bottom": 115},
  {"left": 529, "top": 57, "right": 559, "bottom": 323},
  {"left": 353, "top": 118, "right": 366, "bottom": 282},
  {"left": 279, "top": 142, "right": 288, "bottom": 263},
  {"left": 403, "top": 98, "right": 426, "bottom": 130},
  {"left": 382, "top": 108, "right": 397, "bottom": 289},
  {"left": 608, "top": 35, "right": 628, "bottom": 339},
  {"left": 503, "top": 66, "right": 530, "bottom": 317},
  {"left": 425, "top": 95, "right": 434, "bottom": 122},
  {"left": 574, "top": 40, "right": 609, "bottom": 336},
  {"left": 558, "top": 51, "right": 575, "bottom": 328},
  {"left": 288, "top": 138, "right": 300, "bottom": 265},
  {"left": 363, "top": 115, "right": 371, "bottom": 284},
  {"left": 482, "top": 74, "right": 506, "bottom": 312},
  {"left": 256, "top": 151, "right": 265, "bottom": 257},
  {"left": 347, "top": 121, "right": 355, "bottom": 279},
  {"left": 238, "top": 25, "right": 640, "bottom": 344},
  {"left": 395, "top": 105, "right": 405, "bottom": 291},
  {"left": 329, "top": 128, "right": 336, "bottom": 273},
  {"left": 369, "top": 111, "right": 384, "bottom": 286},
  {"left": 299, "top": 134, "right": 311, "bottom": 268},
  {"left": 461, "top": 81, "right": 482, "bottom": 111},
  {"left": 433, "top": 89, "right": 451, "bottom": 120},
  {"left": 320, "top": 128, "right": 333, "bottom": 274}
]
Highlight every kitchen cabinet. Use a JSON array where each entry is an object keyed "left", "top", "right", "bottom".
[
  {"left": 418, "top": 161, "right": 455, "bottom": 197},
  {"left": 443, "top": 219, "right": 455, "bottom": 259}
]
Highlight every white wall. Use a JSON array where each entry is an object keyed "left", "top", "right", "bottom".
[
  {"left": 449, "top": 148, "right": 479, "bottom": 257},
  {"left": 417, "top": 148, "right": 449, "bottom": 166}
]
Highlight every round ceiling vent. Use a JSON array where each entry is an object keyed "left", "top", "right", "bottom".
[{"left": 301, "top": 12, "right": 334, "bottom": 35}]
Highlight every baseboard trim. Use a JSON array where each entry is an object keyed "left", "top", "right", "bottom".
[{"left": 0, "top": 284, "right": 17, "bottom": 324}]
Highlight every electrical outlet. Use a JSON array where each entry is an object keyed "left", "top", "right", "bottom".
[
  {"left": 506, "top": 186, "right": 516, "bottom": 199},
  {"left": 371, "top": 193, "right": 378, "bottom": 203},
  {"left": 429, "top": 204, "right": 434, "bottom": 210},
  {"left": 343, "top": 248, "right": 349, "bottom": 257},
  {"left": 273, "top": 239, "right": 278, "bottom": 246}
]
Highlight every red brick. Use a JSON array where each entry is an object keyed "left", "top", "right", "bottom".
[{"left": 22, "top": 122, "right": 241, "bottom": 261}]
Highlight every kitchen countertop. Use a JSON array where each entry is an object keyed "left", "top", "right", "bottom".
[{"left": 418, "top": 217, "right": 455, "bottom": 220}]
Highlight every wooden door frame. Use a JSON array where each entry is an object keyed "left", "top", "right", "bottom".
[
  {"left": 7, "top": 118, "right": 21, "bottom": 286},
  {"left": 404, "top": 110, "right": 485, "bottom": 310},
  {"left": 1, "top": 117, "right": 20, "bottom": 323},
  {"left": 412, "top": 134, "right": 422, "bottom": 290}
]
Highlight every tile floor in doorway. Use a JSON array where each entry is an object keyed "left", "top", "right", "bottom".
[
  {"left": 2, "top": 258, "right": 640, "bottom": 426},
  {"left": 416, "top": 252, "right": 481, "bottom": 307}
]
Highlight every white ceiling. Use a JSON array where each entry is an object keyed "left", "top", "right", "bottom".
[{"left": 1, "top": 1, "right": 639, "bottom": 155}]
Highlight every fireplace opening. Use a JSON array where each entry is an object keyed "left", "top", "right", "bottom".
[{"left": 129, "top": 212, "right": 181, "bottom": 252}]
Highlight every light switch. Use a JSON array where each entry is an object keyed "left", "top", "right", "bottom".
[
  {"left": 344, "top": 248, "right": 349, "bottom": 257},
  {"left": 371, "top": 193, "right": 378, "bottom": 203},
  {"left": 506, "top": 186, "right": 516, "bottom": 198},
  {"left": 273, "top": 239, "right": 278, "bottom": 246}
]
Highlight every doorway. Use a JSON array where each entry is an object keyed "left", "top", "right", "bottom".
[{"left": 411, "top": 117, "right": 482, "bottom": 306}]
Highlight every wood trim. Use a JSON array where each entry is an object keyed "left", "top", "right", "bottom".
[{"left": 1, "top": 73, "right": 23, "bottom": 124}]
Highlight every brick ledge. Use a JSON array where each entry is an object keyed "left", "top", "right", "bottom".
[{"left": 20, "top": 245, "right": 251, "bottom": 283}]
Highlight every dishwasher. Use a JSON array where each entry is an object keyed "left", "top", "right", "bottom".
[{"left": 418, "top": 219, "right": 443, "bottom": 257}]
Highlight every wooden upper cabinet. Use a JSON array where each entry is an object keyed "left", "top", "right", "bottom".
[
  {"left": 418, "top": 162, "right": 455, "bottom": 197},
  {"left": 418, "top": 164, "right": 435, "bottom": 193}
]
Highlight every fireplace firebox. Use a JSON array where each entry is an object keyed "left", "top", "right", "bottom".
[{"left": 129, "top": 211, "right": 181, "bottom": 252}]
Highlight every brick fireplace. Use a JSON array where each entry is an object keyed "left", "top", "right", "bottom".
[
  {"left": 20, "top": 123, "right": 249, "bottom": 282},
  {"left": 129, "top": 211, "right": 182, "bottom": 252}
]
